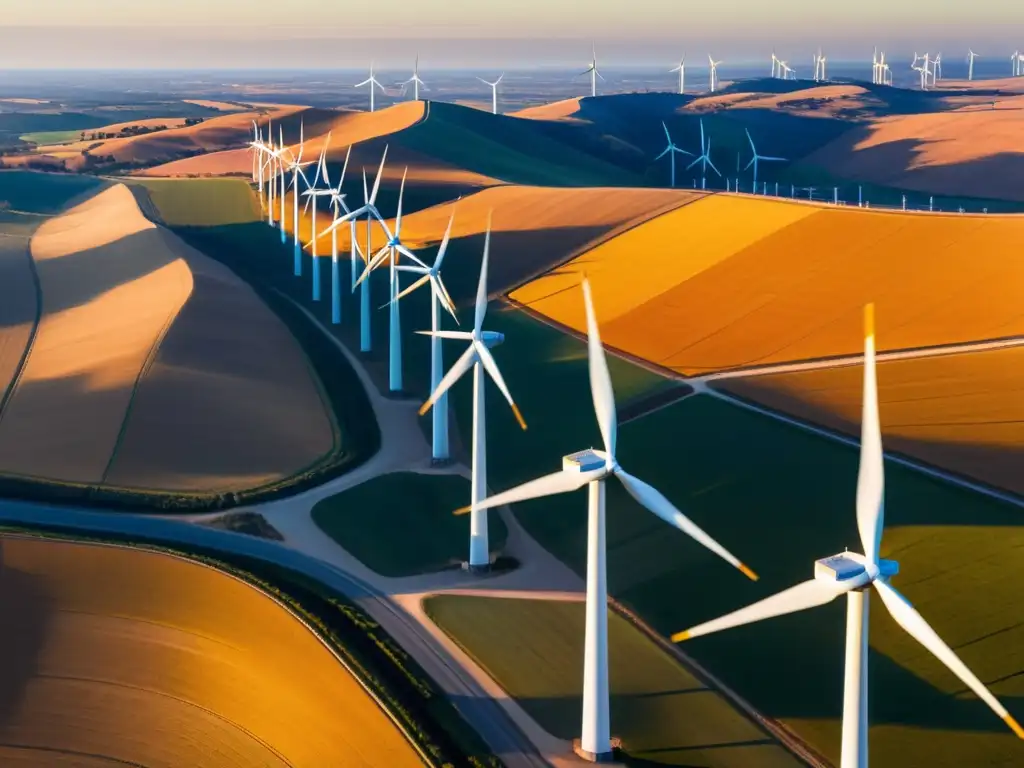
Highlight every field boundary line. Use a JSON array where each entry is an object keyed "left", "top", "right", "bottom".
[
  {"left": 0, "top": 231, "right": 44, "bottom": 425},
  {"left": 0, "top": 530, "right": 438, "bottom": 768},
  {"left": 609, "top": 597, "right": 833, "bottom": 768}
]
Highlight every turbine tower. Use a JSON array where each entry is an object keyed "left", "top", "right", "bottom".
[
  {"left": 300, "top": 134, "right": 332, "bottom": 301},
  {"left": 393, "top": 210, "right": 459, "bottom": 462},
  {"left": 968, "top": 49, "right": 979, "bottom": 81},
  {"left": 356, "top": 62, "right": 387, "bottom": 112},
  {"left": 655, "top": 121, "right": 693, "bottom": 188},
  {"left": 672, "top": 305, "right": 1024, "bottom": 767},
  {"left": 477, "top": 74, "right": 504, "bottom": 114},
  {"left": 355, "top": 168, "right": 428, "bottom": 393},
  {"left": 281, "top": 121, "right": 314, "bottom": 272},
  {"left": 670, "top": 55, "right": 686, "bottom": 94},
  {"left": 686, "top": 118, "right": 721, "bottom": 189},
  {"left": 771, "top": 49, "right": 780, "bottom": 78},
  {"left": 744, "top": 128, "right": 786, "bottom": 191},
  {"left": 420, "top": 217, "right": 527, "bottom": 570},
  {"left": 305, "top": 145, "right": 354, "bottom": 324},
  {"left": 465, "top": 278, "right": 758, "bottom": 761},
  {"left": 581, "top": 43, "right": 605, "bottom": 97},
  {"left": 404, "top": 55, "right": 426, "bottom": 101},
  {"left": 708, "top": 55, "right": 723, "bottom": 92},
  {"left": 1013, "top": 50, "right": 1021, "bottom": 77}
]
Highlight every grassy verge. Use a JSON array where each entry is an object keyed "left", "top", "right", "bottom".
[
  {"left": 0, "top": 523, "right": 502, "bottom": 768},
  {"left": 312, "top": 472, "right": 509, "bottom": 577},
  {"left": 424, "top": 595, "right": 805, "bottom": 768}
]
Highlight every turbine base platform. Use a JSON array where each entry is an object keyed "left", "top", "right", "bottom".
[{"left": 572, "top": 737, "right": 623, "bottom": 764}]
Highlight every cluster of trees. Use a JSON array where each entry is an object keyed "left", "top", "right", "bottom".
[{"left": 78, "top": 116, "right": 204, "bottom": 142}]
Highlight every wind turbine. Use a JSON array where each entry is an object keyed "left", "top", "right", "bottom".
[
  {"left": 356, "top": 62, "right": 387, "bottom": 112},
  {"left": 281, "top": 121, "right": 314, "bottom": 277},
  {"left": 968, "top": 49, "right": 979, "bottom": 81},
  {"left": 404, "top": 55, "right": 427, "bottom": 101},
  {"left": 300, "top": 134, "right": 332, "bottom": 301},
  {"left": 581, "top": 43, "right": 605, "bottom": 97},
  {"left": 655, "top": 121, "right": 693, "bottom": 188},
  {"left": 305, "top": 145, "right": 354, "bottom": 324},
  {"left": 419, "top": 217, "right": 527, "bottom": 570},
  {"left": 392, "top": 209, "right": 459, "bottom": 462},
  {"left": 744, "top": 128, "right": 786, "bottom": 191},
  {"left": 772, "top": 50, "right": 780, "bottom": 78},
  {"left": 872, "top": 48, "right": 880, "bottom": 84},
  {"left": 911, "top": 54, "right": 928, "bottom": 90},
  {"left": 462, "top": 278, "right": 758, "bottom": 761},
  {"left": 354, "top": 168, "right": 428, "bottom": 393},
  {"left": 477, "top": 74, "right": 504, "bottom": 114},
  {"left": 670, "top": 55, "right": 686, "bottom": 94},
  {"left": 708, "top": 55, "right": 723, "bottom": 92},
  {"left": 672, "top": 304, "right": 1024, "bottom": 767},
  {"left": 278, "top": 126, "right": 288, "bottom": 244},
  {"left": 934, "top": 52, "right": 943, "bottom": 81},
  {"left": 316, "top": 147, "right": 391, "bottom": 353},
  {"left": 686, "top": 118, "right": 721, "bottom": 189},
  {"left": 815, "top": 48, "right": 827, "bottom": 82},
  {"left": 1013, "top": 51, "right": 1021, "bottom": 77}
]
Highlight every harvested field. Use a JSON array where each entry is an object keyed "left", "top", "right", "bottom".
[
  {"left": 425, "top": 595, "right": 803, "bottom": 767},
  {"left": 717, "top": 346, "right": 1024, "bottom": 495},
  {"left": 0, "top": 534, "right": 422, "bottom": 767},
  {"left": 130, "top": 177, "right": 261, "bottom": 226},
  {"left": 512, "top": 195, "right": 1024, "bottom": 374},
  {"left": 0, "top": 184, "right": 194, "bottom": 483}
]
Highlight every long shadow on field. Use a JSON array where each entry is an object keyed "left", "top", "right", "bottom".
[
  {"left": 0, "top": 227, "right": 183, "bottom": 330},
  {"left": 0, "top": 541, "right": 55, "bottom": 728}
]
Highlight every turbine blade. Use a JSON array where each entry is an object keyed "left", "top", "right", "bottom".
[
  {"left": 392, "top": 272, "right": 431, "bottom": 303},
  {"left": 415, "top": 330, "right": 473, "bottom": 340},
  {"left": 615, "top": 468, "right": 756, "bottom": 580},
  {"left": 434, "top": 275, "right": 459, "bottom": 322},
  {"left": 744, "top": 157, "right": 756, "bottom": 171},
  {"left": 354, "top": 246, "right": 391, "bottom": 288},
  {"left": 476, "top": 342, "right": 526, "bottom": 430},
  {"left": 707, "top": 157, "right": 721, "bottom": 177},
  {"left": 434, "top": 208, "right": 456, "bottom": 270},
  {"left": 370, "top": 145, "right": 389, "bottom": 205},
  {"left": 338, "top": 145, "right": 351, "bottom": 188},
  {"left": 581, "top": 278, "right": 617, "bottom": 458},
  {"left": 874, "top": 579, "right": 1024, "bottom": 739},
  {"left": 663, "top": 121, "right": 673, "bottom": 146},
  {"left": 746, "top": 127, "right": 756, "bottom": 155},
  {"left": 454, "top": 468, "right": 601, "bottom": 516},
  {"left": 419, "top": 344, "right": 477, "bottom": 416},
  {"left": 395, "top": 243, "right": 429, "bottom": 270},
  {"left": 475, "top": 213, "right": 492, "bottom": 334},
  {"left": 857, "top": 304, "right": 885, "bottom": 564},
  {"left": 395, "top": 167, "right": 408, "bottom": 235},
  {"left": 655, "top": 146, "right": 672, "bottom": 160},
  {"left": 672, "top": 579, "right": 850, "bottom": 642}
]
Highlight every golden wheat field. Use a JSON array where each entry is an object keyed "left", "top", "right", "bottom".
[
  {"left": 718, "top": 346, "right": 1024, "bottom": 494},
  {"left": 511, "top": 195, "right": 1024, "bottom": 374},
  {"left": 0, "top": 534, "right": 422, "bottom": 767}
]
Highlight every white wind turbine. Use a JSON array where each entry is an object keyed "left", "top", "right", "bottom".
[
  {"left": 278, "top": 126, "right": 288, "bottom": 243},
  {"left": 354, "top": 168, "right": 428, "bottom": 393},
  {"left": 815, "top": 48, "right": 827, "bottom": 82},
  {"left": 686, "top": 118, "right": 721, "bottom": 189},
  {"left": 655, "top": 121, "right": 693, "bottom": 188},
  {"left": 911, "top": 53, "right": 929, "bottom": 90},
  {"left": 744, "top": 128, "right": 786, "bottom": 191},
  {"left": 968, "top": 49, "right": 979, "bottom": 81},
  {"left": 708, "top": 55, "right": 723, "bottom": 92},
  {"left": 477, "top": 73, "right": 504, "bottom": 114},
  {"left": 772, "top": 49, "right": 780, "bottom": 78},
  {"left": 304, "top": 144, "right": 354, "bottom": 324},
  {"left": 671, "top": 55, "right": 686, "bottom": 94},
  {"left": 392, "top": 209, "right": 460, "bottom": 462},
  {"left": 316, "top": 147, "right": 391, "bottom": 353},
  {"left": 300, "top": 132, "right": 333, "bottom": 302},
  {"left": 581, "top": 43, "right": 605, "bottom": 97},
  {"left": 464, "top": 278, "right": 758, "bottom": 761},
  {"left": 356, "top": 62, "right": 387, "bottom": 112},
  {"left": 934, "top": 52, "right": 943, "bottom": 81},
  {"left": 872, "top": 48, "right": 880, "bottom": 84},
  {"left": 281, "top": 121, "right": 314, "bottom": 277},
  {"left": 672, "top": 304, "right": 1024, "bottom": 768},
  {"left": 1013, "top": 50, "right": 1021, "bottom": 77},
  {"left": 420, "top": 217, "right": 528, "bottom": 570},
  {"left": 404, "top": 55, "right": 427, "bottom": 101}
]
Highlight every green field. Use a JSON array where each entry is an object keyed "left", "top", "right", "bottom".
[
  {"left": 18, "top": 129, "right": 84, "bottom": 146},
  {"left": 425, "top": 595, "right": 803, "bottom": 767},
  {"left": 127, "top": 177, "right": 261, "bottom": 227},
  {"left": 0, "top": 170, "right": 107, "bottom": 213},
  {"left": 312, "top": 472, "right": 508, "bottom": 577}
]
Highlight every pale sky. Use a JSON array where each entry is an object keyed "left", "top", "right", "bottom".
[{"left": 2, "top": 1, "right": 1020, "bottom": 68}]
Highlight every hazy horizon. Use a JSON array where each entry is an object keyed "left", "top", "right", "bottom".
[{"left": 2, "top": 1, "right": 1022, "bottom": 69}]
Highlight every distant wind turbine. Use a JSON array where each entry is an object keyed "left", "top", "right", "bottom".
[
  {"left": 708, "top": 55, "right": 723, "bottom": 92},
  {"left": 655, "top": 121, "right": 693, "bottom": 188},
  {"left": 477, "top": 73, "right": 504, "bottom": 114},
  {"left": 581, "top": 43, "right": 605, "bottom": 97},
  {"left": 281, "top": 121, "right": 314, "bottom": 276},
  {"left": 300, "top": 133, "right": 333, "bottom": 301},
  {"left": 686, "top": 118, "right": 721, "bottom": 189},
  {"left": 744, "top": 128, "right": 786, "bottom": 191},
  {"left": 403, "top": 55, "right": 427, "bottom": 101},
  {"left": 670, "top": 54, "right": 686, "bottom": 94},
  {"left": 356, "top": 62, "right": 387, "bottom": 112},
  {"left": 304, "top": 144, "right": 354, "bottom": 324},
  {"left": 968, "top": 49, "right": 979, "bottom": 81}
]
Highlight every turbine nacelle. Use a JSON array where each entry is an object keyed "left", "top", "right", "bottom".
[
  {"left": 563, "top": 448, "right": 613, "bottom": 476},
  {"left": 480, "top": 330, "right": 505, "bottom": 348},
  {"left": 814, "top": 551, "right": 899, "bottom": 587}
]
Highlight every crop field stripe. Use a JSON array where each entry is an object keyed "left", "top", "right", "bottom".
[
  {"left": 705, "top": 387, "right": 1024, "bottom": 507},
  {"left": 0, "top": 236, "right": 43, "bottom": 425},
  {"left": 1, "top": 531, "right": 435, "bottom": 767}
]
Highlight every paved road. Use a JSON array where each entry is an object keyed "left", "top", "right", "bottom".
[{"left": 0, "top": 499, "right": 548, "bottom": 768}]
